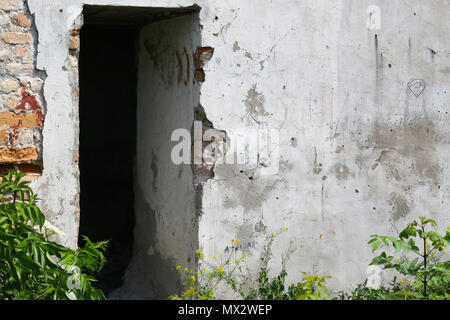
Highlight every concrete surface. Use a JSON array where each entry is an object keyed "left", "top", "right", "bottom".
[{"left": 25, "top": 0, "right": 449, "bottom": 297}]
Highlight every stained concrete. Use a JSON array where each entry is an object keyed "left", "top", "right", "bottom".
[
  {"left": 110, "top": 13, "right": 201, "bottom": 299},
  {"left": 27, "top": 0, "right": 449, "bottom": 298}
]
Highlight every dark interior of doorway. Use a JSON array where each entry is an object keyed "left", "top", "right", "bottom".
[{"left": 78, "top": 25, "right": 138, "bottom": 295}]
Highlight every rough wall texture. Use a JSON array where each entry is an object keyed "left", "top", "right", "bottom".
[
  {"left": 111, "top": 15, "right": 202, "bottom": 299},
  {"left": 0, "top": 0, "right": 45, "bottom": 175},
  {"left": 5, "top": 0, "right": 448, "bottom": 298},
  {"left": 198, "top": 0, "right": 450, "bottom": 295}
]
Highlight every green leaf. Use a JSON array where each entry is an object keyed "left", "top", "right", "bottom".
[
  {"left": 421, "top": 218, "right": 437, "bottom": 227},
  {"left": 17, "top": 254, "right": 40, "bottom": 271},
  {"left": 369, "top": 238, "right": 381, "bottom": 252},
  {"left": 392, "top": 240, "right": 403, "bottom": 252},
  {"left": 28, "top": 207, "right": 37, "bottom": 226},
  {"left": 45, "top": 252, "right": 60, "bottom": 268},
  {"left": 32, "top": 243, "right": 40, "bottom": 266},
  {"left": 370, "top": 252, "right": 391, "bottom": 265},
  {"left": 0, "top": 216, "right": 8, "bottom": 225},
  {"left": 36, "top": 208, "right": 45, "bottom": 229},
  {"left": 407, "top": 239, "right": 419, "bottom": 252},
  {"left": 399, "top": 226, "right": 417, "bottom": 239},
  {"left": 444, "top": 231, "right": 450, "bottom": 245},
  {"left": 425, "top": 231, "right": 440, "bottom": 241},
  {"left": 14, "top": 264, "right": 22, "bottom": 282}
]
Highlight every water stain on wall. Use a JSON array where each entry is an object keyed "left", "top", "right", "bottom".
[
  {"left": 244, "top": 84, "right": 269, "bottom": 120},
  {"left": 362, "top": 118, "right": 443, "bottom": 184},
  {"left": 236, "top": 224, "right": 255, "bottom": 254},
  {"left": 388, "top": 192, "right": 411, "bottom": 221},
  {"left": 215, "top": 164, "right": 283, "bottom": 214},
  {"left": 144, "top": 35, "right": 176, "bottom": 89},
  {"left": 332, "top": 163, "right": 351, "bottom": 180}
]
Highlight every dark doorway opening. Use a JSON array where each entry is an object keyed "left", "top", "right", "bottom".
[
  {"left": 78, "top": 5, "right": 201, "bottom": 298},
  {"left": 78, "top": 25, "right": 138, "bottom": 295}
]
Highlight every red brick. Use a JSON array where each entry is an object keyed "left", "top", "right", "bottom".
[
  {"left": 0, "top": 163, "right": 42, "bottom": 175},
  {"left": 2, "top": 32, "right": 31, "bottom": 44},
  {"left": 0, "top": 129, "right": 8, "bottom": 146},
  {"left": 0, "top": 147, "right": 38, "bottom": 163},
  {"left": 193, "top": 47, "right": 214, "bottom": 83},
  {"left": 0, "top": 113, "right": 42, "bottom": 128},
  {"left": 194, "top": 70, "right": 205, "bottom": 82},
  {"left": 13, "top": 13, "right": 31, "bottom": 28},
  {"left": 69, "top": 37, "right": 79, "bottom": 50}
]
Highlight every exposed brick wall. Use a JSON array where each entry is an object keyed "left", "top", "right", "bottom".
[
  {"left": 193, "top": 46, "right": 214, "bottom": 83},
  {"left": 192, "top": 104, "right": 215, "bottom": 185},
  {"left": 191, "top": 47, "right": 220, "bottom": 186},
  {"left": 0, "top": 0, "right": 46, "bottom": 175},
  {"left": 69, "top": 25, "right": 80, "bottom": 81}
]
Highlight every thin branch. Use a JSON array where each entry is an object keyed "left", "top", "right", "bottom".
[{"left": 409, "top": 249, "right": 424, "bottom": 258}]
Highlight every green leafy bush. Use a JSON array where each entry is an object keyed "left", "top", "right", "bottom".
[
  {"left": 336, "top": 278, "right": 407, "bottom": 300},
  {"left": 339, "top": 217, "right": 450, "bottom": 300},
  {"left": 169, "top": 229, "right": 331, "bottom": 300},
  {"left": 367, "top": 216, "right": 449, "bottom": 299},
  {"left": 0, "top": 171, "right": 108, "bottom": 300},
  {"left": 171, "top": 217, "right": 449, "bottom": 301}
]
